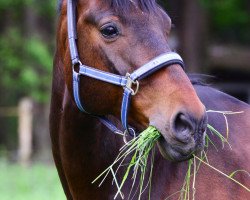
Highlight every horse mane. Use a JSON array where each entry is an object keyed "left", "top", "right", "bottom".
[
  {"left": 57, "top": 0, "right": 157, "bottom": 13},
  {"left": 188, "top": 74, "right": 215, "bottom": 86},
  {"left": 106, "top": 0, "right": 157, "bottom": 12}
]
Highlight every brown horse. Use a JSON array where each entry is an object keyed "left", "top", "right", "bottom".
[{"left": 50, "top": 0, "right": 250, "bottom": 199}]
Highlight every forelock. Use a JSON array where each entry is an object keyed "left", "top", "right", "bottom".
[{"left": 58, "top": 0, "right": 158, "bottom": 13}]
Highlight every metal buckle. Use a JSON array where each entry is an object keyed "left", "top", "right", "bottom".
[{"left": 125, "top": 73, "right": 139, "bottom": 96}]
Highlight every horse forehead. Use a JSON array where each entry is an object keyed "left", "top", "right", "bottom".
[{"left": 78, "top": 0, "right": 170, "bottom": 26}]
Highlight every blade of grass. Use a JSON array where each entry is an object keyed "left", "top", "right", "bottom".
[
  {"left": 93, "top": 126, "right": 161, "bottom": 200},
  {"left": 193, "top": 155, "right": 250, "bottom": 192},
  {"left": 192, "top": 157, "right": 197, "bottom": 200},
  {"left": 207, "top": 124, "right": 232, "bottom": 149},
  {"left": 110, "top": 168, "right": 124, "bottom": 199},
  {"left": 229, "top": 170, "right": 250, "bottom": 178}
]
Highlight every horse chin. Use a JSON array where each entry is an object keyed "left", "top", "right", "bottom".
[{"left": 156, "top": 134, "right": 205, "bottom": 162}]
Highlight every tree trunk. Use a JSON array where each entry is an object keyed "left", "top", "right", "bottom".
[
  {"left": 179, "top": 0, "right": 208, "bottom": 72},
  {"left": 163, "top": 0, "right": 209, "bottom": 73}
]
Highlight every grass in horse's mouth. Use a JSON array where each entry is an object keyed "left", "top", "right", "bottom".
[
  {"left": 92, "top": 126, "right": 161, "bottom": 199},
  {"left": 175, "top": 110, "right": 250, "bottom": 200},
  {"left": 92, "top": 111, "right": 250, "bottom": 200}
]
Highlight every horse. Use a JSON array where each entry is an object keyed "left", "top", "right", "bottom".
[{"left": 50, "top": 0, "right": 250, "bottom": 199}]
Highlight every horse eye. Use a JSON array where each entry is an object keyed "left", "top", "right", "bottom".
[{"left": 100, "top": 25, "right": 119, "bottom": 39}]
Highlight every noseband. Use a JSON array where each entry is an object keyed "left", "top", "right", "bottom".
[{"left": 67, "top": 0, "right": 185, "bottom": 136}]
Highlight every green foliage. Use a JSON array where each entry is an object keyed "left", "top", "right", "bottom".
[
  {"left": 0, "top": 0, "right": 24, "bottom": 9},
  {"left": 0, "top": 0, "right": 57, "bottom": 156},
  {"left": 35, "top": 0, "right": 57, "bottom": 18},
  {"left": 201, "top": 0, "right": 249, "bottom": 27},
  {"left": 201, "top": 0, "right": 250, "bottom": 43},
  {"left": 0, "top": 0, "right": 57, "bottom": 104},
  {"left": 0, "top": 29, "right": 53, "bottom": 103}
]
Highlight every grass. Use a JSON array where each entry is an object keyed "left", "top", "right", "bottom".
[
  {"left": 175, "top": 110, "right": 250, "bottom": 200},
  {"left": 0, "top": 159, "right": 65, "bottom": 200},
  {"left": 93, "top": 110, "right": 250, "bottom": 200},
  {"left": 92, "top": 126, "right": 161, "bottom": 200},
  {"left": 3, "top": 111, "right": 245, "bottom": 200}
]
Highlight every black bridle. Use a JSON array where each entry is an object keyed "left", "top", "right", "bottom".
[{"left": 67, "top": 0, "right": 185, "bottom": 136}]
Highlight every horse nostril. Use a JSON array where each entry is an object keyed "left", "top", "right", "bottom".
[{"left": 172, "top": 113, "right": 195, "bottom": 144}]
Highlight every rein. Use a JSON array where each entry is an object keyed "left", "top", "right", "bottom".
[{"left": 67, "top": 0, "right": 185, "bottom": 136}]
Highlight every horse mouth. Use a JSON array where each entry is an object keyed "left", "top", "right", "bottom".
[{"left": 156, "top": 132, "right": 206, "bottom": 162}]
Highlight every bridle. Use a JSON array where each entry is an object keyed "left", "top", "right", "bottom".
[{"left": 67, "top": 0, "right": 185, "bottom": 136}]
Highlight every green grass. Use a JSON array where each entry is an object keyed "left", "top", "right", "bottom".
[
  {"left": 0, "top": 159, "right": 65, "bottom": 200},
  {"left": 174, "top": 110, "right": 249, "bottom": 200},
  {"left": 94, "top": 110, "right": 250, "bottom": 200},
  {"left": 93, "top": 126, "right": 161, "bottom": 200}
]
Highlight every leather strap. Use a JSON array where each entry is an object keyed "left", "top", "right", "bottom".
[
  {"left": 67, "top": 0, "right": 79, "bottom": 65},
  {"left": 78, "top": 64, "right": 127, "bottom": 86},
  {"left": 120, "top": 56, "right": 184, "bottom": 133},
  {"left": 67, "top": 0, "right": 185, "bottom": 137},
  {"left": 130, "top": 53, "right": 184, "bottom": 81}
]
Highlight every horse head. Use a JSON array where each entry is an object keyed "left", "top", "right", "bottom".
[{"left": 58, "top": 0, "right": 207, "bottom": 161}]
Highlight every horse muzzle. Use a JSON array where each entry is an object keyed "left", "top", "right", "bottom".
[{"left": 156, "top": 111, "right": 207, "bottom": 161}]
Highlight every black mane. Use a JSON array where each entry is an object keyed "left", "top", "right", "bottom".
[
  {"left": 188, "top": 74, "right": 215, "bottom": 86},
  {"left": 107, "top": 0, "right": 157, "bottom": 12},
  {"left": 58, "top": 0, "right": 157, "bottom": 13}
]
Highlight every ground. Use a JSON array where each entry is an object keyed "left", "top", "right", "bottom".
[{"left": 0, "top": 158, "right": 65, "bottom": 200}]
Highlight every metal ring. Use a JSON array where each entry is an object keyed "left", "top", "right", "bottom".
[
  {"left": 124, "top": 73, "right": 140, "bottom": 96},
  {"left": 72, "top": 60, "right": 83, "bottom": 73},
  {"left": 123, "top": 131, "right": 129, "bottom": 144},
  {"left": 131, "top": 80, "right": 139, "bottom": 96},
  {"left": 128, "top": 128, "right": 136, "bottom": 137},
  {"left": 77, "top": 60, "right": 83, "bottom": 66},
  {"left": 114, "top": 130, "right": 124, "bottom": 136},
  {"left": 123, "top": 128, "right": 136, "bottom": 144}
]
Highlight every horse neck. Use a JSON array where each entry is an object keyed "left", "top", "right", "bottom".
[{"left": 59, "top": 71, "right": 122, "bottom": 165}]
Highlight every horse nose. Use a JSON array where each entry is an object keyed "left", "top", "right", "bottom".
[{"left": 172, "top": 112, "right": 207, "bottom": 144}]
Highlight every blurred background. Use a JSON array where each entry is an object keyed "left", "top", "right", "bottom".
[{"left": 0, "top": 0, "right": 249, "bottom": 199}]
